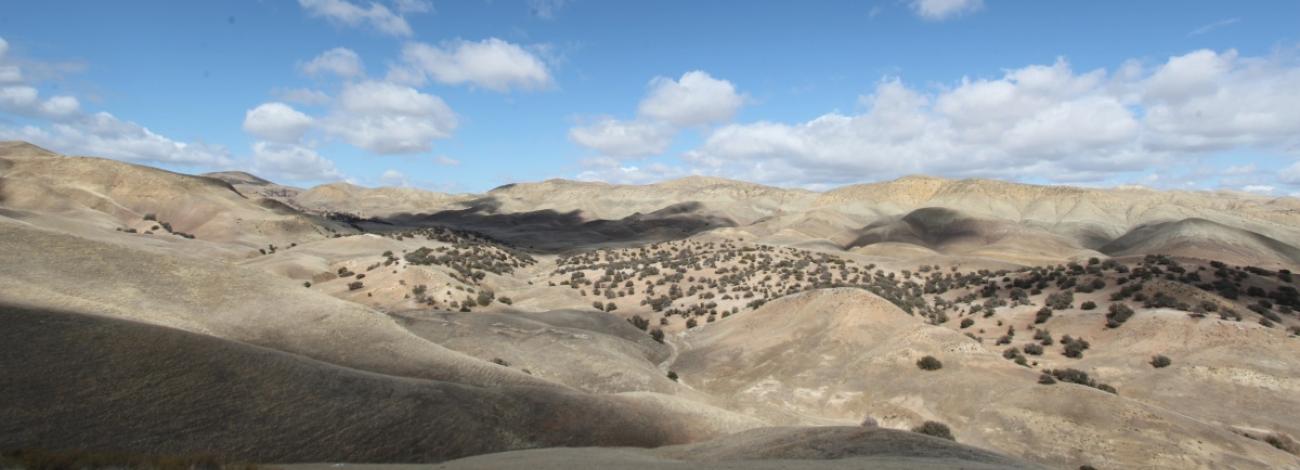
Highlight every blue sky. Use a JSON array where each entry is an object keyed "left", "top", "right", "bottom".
[{"left": 1, "top": 0, "right": 1299, "bottom": 195}]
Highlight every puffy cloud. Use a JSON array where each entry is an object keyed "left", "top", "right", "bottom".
[
  {"left": 679, "top": 49, "right": 1300, "bottom": 188},
  {"left": 323, "top": 80, "right": 458, "bottom": 154},
  {"left": 298, "top": 0, "right": 414, "bottom": 37},
  {"left": 910, "top": 0, "right": 983, "bottom": 21},
  {"left": 250, "top": 142, "right": 343, "bottom": 182},
  {"left": 568, "top": 118, "right": 674, "bottom": 158},
  {"left": 0, "top": 85, "right": 81, "bottom": 119},
  {"left": 1141, "top": 49, "right": 1300, "bottom": 154},
  {"left": 395, "top": 38, "right": 552, "bottom": 92},
  {"left": 242, "top": 102, "right": 314, "bottom": 143},
  {"left": 638, "top": 71, "right": 744, "bottom": 127},
  {"left": 570, "top": 70, "right": 745, "bottom": 160},
  {"left": 300, "top": 47, "right": 364, "bottom": 78}
]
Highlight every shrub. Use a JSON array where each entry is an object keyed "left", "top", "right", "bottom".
[
  {"left": 303, "top": 281, "right": 311, "bottom": 288},
  {"left": 491, "top": 358, "right": 510, "bottom": 367},
  {"left": 1023, "top": 343, "right": 1043, "bottom": 355},
  {"left": 1046, "top": 290, "right": 1074, "bottom": 309},
  {"left": 667, "top": 371, "right": 679, "bottom": 381},
  {"left": 1106, "top": 303, "right": 1134, "bottom": 328},
  {"left": 1150, "top": 355, "right": 1172, "bottom": 368},
  {"left": 1034, "top": 307, "right": 1053, "bottom": 324},
  {"left": 650, "top": 328, "right": 665, "bottom": 343},
  {"left": 347, "top": 281, "right": 364, "bottom": 291},
  {"left": 960, "top": 318, "right": 974, "bottom": 329},
  {"left": 1061, "top": 335, "right": 1090, "bottom": 358},
  {"left": 911, "top": 421, "right": 955, "bottom": 441},
  {"left": 916, "top": 355, "right": 943, "bottom": 371},
  {"left": 1038, "top": 373, "right": 1056, "bottom": 384},
  {"left": 1080, "top": 301, "right": 1097, "bottom": 310},
  {"left": 628, "top": 315, "right": 650, "bottom": 330}
]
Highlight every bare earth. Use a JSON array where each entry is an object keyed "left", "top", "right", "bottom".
[{"left": 2, "top": 141, "right": 1299, "bottom": 469}]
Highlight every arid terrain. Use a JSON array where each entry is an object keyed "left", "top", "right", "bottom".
[{"left": 3, "top": 141, "right": 1300, "bottom": 469}]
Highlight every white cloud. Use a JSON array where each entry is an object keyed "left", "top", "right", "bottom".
[
  {"left": 1141, "top": 49, "right": 1300, "bottom": 154},
  {"left": 395, "top": 38, "right": 552, "bottom": 92},
  {"left": 638, "top": 71, "right": 744, "bottom": 127},
  {"left": 910, "top": 0, "right": 983, "bottom": 21},
  {"left": 0, "top": 37, "right": 8, "bottom": 58},
  {"left": 1241, "top": 184, "right": 1275, "bottom": 194},
  {"left": 0, "top": 85, "right": 81, "bottom": 119},
  {"left": 243, "top": 102, "right": 314, "bottom": 143},
  {"left": 250, "top": 142, "right": 344, "bottom": 182},
  {"left": 379, "top": 168, "right": 409, "bottom": 186},
  {"left": 300, "top": 47, "right": 364, "bottom": 78},
  {"left": 568, "top": 118, "right": 674, "bottom": 157},
  {"left": 435, "top": 155, "right": 459, "bottom": 166},
  {"left": 323, "top": 80, "right": 458, "bottom": 154},
  {"left": 682, "top": 49, "right": 1300, "bottom": 187},
  {"left": 298, "top": 0, "right": 414, "bottom": 37},
  {"left": 569, "top": 70, "right": 745, "bottom": 160}
]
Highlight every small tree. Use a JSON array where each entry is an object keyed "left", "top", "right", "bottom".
[
  {"left": 916, "top": 355, "right": 943, "bottom": 371},
  {"left": 911, "top": 421, "right": 955, "bottom": 441},
  {"left": 667, "top": 371, "right": 679, "bottom": 381},
  {"left": 650, "top": 328, "right": 665, "bottom": 343},
  {"left": 1150, "top": 355, "right": 1172, "bottom": 368}
]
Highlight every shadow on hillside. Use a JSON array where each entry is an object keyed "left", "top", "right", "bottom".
[{"left": 373, "top": 196, "right": 736, "bottom": 253}]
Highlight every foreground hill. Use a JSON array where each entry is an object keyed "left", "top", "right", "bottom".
[
  {"left": 421, "top": 426, "right": 1044, "bottom": 469},
  {"left": 0, "top": 306, "right": 757, "bottom": 462}
]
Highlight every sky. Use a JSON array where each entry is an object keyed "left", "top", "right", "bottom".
[{"left": 2, "top": 0, "right": 1299, "bottom": 195}]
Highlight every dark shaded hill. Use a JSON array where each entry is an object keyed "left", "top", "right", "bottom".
[{"left": 0, "top": 306, "right": 753, "bottom": 463}]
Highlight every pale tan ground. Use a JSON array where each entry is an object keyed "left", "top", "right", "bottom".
[{"left": 3, "top": 141, "right": 1300, "bottom": 469}]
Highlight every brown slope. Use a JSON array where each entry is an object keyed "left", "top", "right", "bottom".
[
  {"left": 0, "top": 142, "right": 339, "bottom": 249},
  {"left": 1100, "top": 218, "right": 1300, "bottom": 268},
  {"left": 670, "top": 288, "right": 1298, "bottom": 469},
  {"left": 0, "top": 305, "right": 754, "bottom": 463}
]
